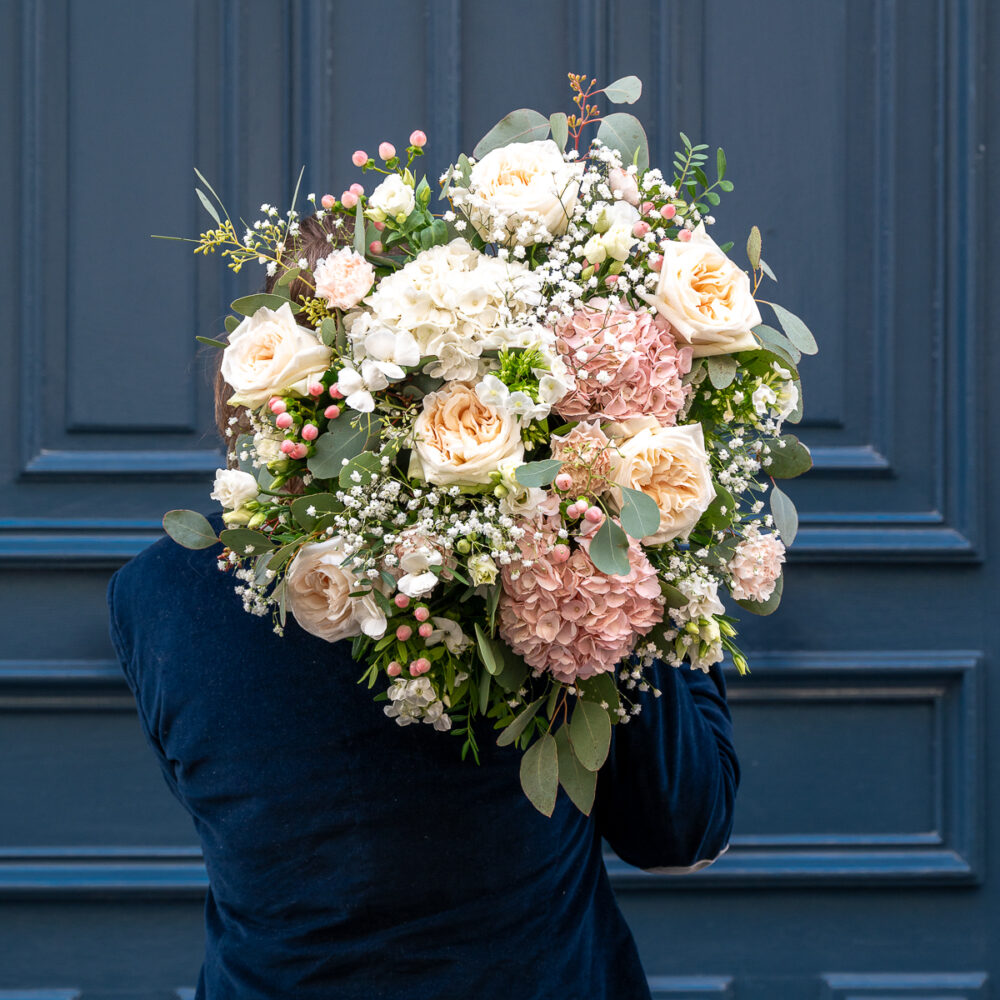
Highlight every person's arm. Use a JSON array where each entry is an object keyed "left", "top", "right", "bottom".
[{"left": 594, "top": 660, "right": 739, "bottom": 872}]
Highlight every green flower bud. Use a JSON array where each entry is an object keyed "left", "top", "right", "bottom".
[
  {"left": 246, "top": 511, "right": 268, "bottom": 529},
  {"left": 456, "top": 539, "right": 472, "bottom": 555},
  {"left": 493, "top": 484, "right": 509, "bottom": 499},
  {"left": 222, "top": 507, "right": 253, "bottom": 527},
  {"left": 607, "top": 260, "right": 624, "bottom": 275},
  {"left": 685, "top": 621, "right": 701, "bottom": 636},
  {"left": 580, "top": 265, "right": 595, "bottom": 281}
]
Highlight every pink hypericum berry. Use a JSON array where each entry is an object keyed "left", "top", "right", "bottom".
[
  {"left": 394, "top": 593, "right": 411, "bottom": 609},
  {"left": 605, "top": 275, "right": 619, "bottom": 285},
  {"left": 641, "top": 200, "right": 656, "bottom": 215},
  {"left": 678, "top": 228, "right": 693, "bottom": 242},
  {"left": 329, "top": 386, "right": 344, "bottom": 399},
  {"left": 321, "top": 194, "right": 336, "bottom": 209},
  {"left": 324, "top": 404, "right": 341, "bottom": 420},
  {"left": 661, "top": 204, "right": 677, "bottom": 220},
  {"left": 396, "top": 625, "right": 413, "bottom": 642},
  {"left": 649, "top": 254, "right": 663, "bottom": 272},
  {"left": 341, "top": 190, "right": 358, "bottom": 209},
  {"left": 350, "top": 183, "right": 364, "bottom": 196},
  {"left": 289, "top": 443, "right": 308, "bottom": 460},
  {"left": 351, "top": 150, "right": 368, "bottom": 167},
  {"left": 301, "top": 423, "right": 318, "bottom": 441},
  {"left": 280, "top": 439, "right": 296, "bottom": 455},
  {"left": 584, "top": 506, "right": 605, "bottom": 524},
  {"left": 551, "top": 543, "right": 570, "bottom": 564},
  {"left": 413, "top": 606, "right": 430, "bottom": 622},
  {"left": 410, "top": 130, "right": 427, "bottom": 147},
  {"left": 632, "top": 221, "right": 650, "bottom": 237},
  {"left": 307, "top": 381, "right": 324, "bottom": 397},
  {"left": 378, "top": 142, "right": 396, "bottom": 160},
  {"left": 565, "top": 501, "right": 582, "bottom": 519},
  {"left": 411, "top": 658, "right": 430, "bottom": 675},
  {"left": 554, "top": 472, "right": 573, "bottom": 491},
  {"left": 275, "top": 412, "right": 293, "bottom": 430},
  {"left": 268, "top": 397, "right": 286, "bottom": 414},
  {"left": 373, "top": 220, "right": 385, "bottom": 232},
  {"left": 418, "top": 623, "right": 433, "bottom": 638},
  {"left": 369, "top": 240, "right": 383, "bottom": 255},
  {"left": 386, "top": 661, "right": 402, "bottom": 677}
]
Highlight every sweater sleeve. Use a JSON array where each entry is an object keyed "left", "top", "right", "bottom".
[{"left": 593, "top": 660, "right": 739, "bottom": 872}]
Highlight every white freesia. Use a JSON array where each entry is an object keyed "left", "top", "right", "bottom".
[
  {"left": 334, "top": 361, "right": 392, "bottom": 413},
  {"left": 210, "top": 468, "right": 258, "bottom": 510},
  {"left": 475, "top": 373, "right": 510, "bottom": 408},
  {"left": 425, "top": 617, "right": 471, "bottom": 655},
  {"left": 285, "top": 538, "right": 386, "bottom": 642},
  {"left": 607, "top": 416, "right": 715, "bottom": 544},
  {"left": 221, "top": 303, "right": 332, "bottom": 407},
  {"left": 457, "top": 139, "right": 584, "bottom": 245},
  {"left": 752, "top": 384, "right": 777, "bottom": 416},
  {"left": 362, "top": 326, "right": 420, "bottom": 379},
  {"left": 640, "top": 222, "right": 762, "bottom": 357},
  {"left": 397, "top": 571, "right": 440, "bottom": 598},
  {"left": 366, "top": 174, "right": 415, "bottom": 223},
  {"left": 601, "top": 222, "right": 635, "bottom": 262}
]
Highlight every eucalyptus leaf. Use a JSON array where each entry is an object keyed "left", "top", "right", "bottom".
[
  {"left": 555, "top": 725, "right": 598, "bottom": 814},
  {"left": 193, "top": 167, "right": 223, "bottom": 207},
  {"left": 549, "top": 112, "right": 569, "bottom": 150},
  {"left": 587, "top": 517, "right": 630, "bottom": 576},
  {"left": 473, "top": 109, "right": 550, "bottom": 158},
  {"left": 752, "top": 323, "right": 801, "bottom": 365},
  {"left": 520, "top": 733, "right": 559, "bottom": 817},
  {"left": 276, "top": 266, "right": 301, "bottom": 287},
  {"left": 604, "top": 75, "right": 642, "bottom": 104},
  {"left": 224, "top": 315, "right": 240, "bottom": 335},
  {"left": 307, "top": 418, "right": 382, "bottom": 480},
  {"left": 747, "top": 226, "right": 762, "bottom": 270},
  {"left": 196, "top": 188, "right": 220, "bottom": 225},
  {"left": 478, "top": 666, "right": 492, "bottom": 714},
  {"left": 319, "top": 317, "right": 338, "bottom": 347},
  {"left": 597, "top": 113, "right": 649, "bottom": 171},
  {"left": 568, "top": 699, "right": 612, "bottom": 772},
  {"left": 219, "top": 528, "right": 275, "bottom": 555},
  {"left": 162, "top": 510, "right": 218, "bottom": 550},
  {"left": 618, "top": 487, "right": 660, "bottom": 539},
  {"left": 762, "top": 434, "right": 812, "bottom": 479},
  {"left": 231, "top": 293, "right": 301, "bottom": 317},
  {"left": 706, "top": 354, "right": 738, "bottom": 389},
  {"left": 699, "top": 484, "right": 736, "bottom": 532},
  {"left": 497, "top": 696, "right": 545, "bottom": 747},
  {"left": 196, "top": 336, "right": 227, "bottom": 349},
  {"left": 736, "top": 572, "right": 784, "bottom": 616},
  {"left": 290, "top": 492, "right": 341, "bottom": 530},
  {"left": 770, "top": 483, "right": 799, "bottom": 545},
  {"left": 474, "top": 623, "right": 502, "bottom": 676},
  {"left": 576, "top": 672, "right": 620, "bottom": 714},
  {"left": 268, "top": 540, "right": 301, "bottom": 571},
  {"left": 514, "top": 459, "right": 563, "bottom": 488},
  {"left": 660, "top": 581, "right": 689, "bottom": 609},
  {"left": 338, "top": 452, "right": 382, "bottom": 489},
  {"left": 496, "top": 644, "right": 530, "bottom": 693},
  {"left": 759, "top": 258, "right": 777, "bottom": 282},
  {"left": 768, "top": 302, "right": 818, "bottom": 355}
]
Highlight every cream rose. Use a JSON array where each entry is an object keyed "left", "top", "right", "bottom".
[
  {"left": 210, "top": 468, "right": 258, "bottom": 510},
  {"left": 641, "top": 223, "right": 762, "bottom": 357},
  {"left": 313, "top": 247, "right": 375, "bottom": 310},
  {"left": 608, "top": 416, "right": 714, "bottom": 544},
  {"left": 410, "top": 382, "right": 523, "bottom": 486},
  {"left": 366, "top": 174, "right": 416, "bottom": 223},
  {"left": 285, "top": 537, "right": 387, "bottom": 643},
  {"left": 463, "top": 139, "right": 583, "bottom": 244},
  {"left": 221, "top": 303, "right": 333, "bottom": 408}
]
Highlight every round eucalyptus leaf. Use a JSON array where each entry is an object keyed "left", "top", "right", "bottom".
[{"left": 163, "top": 510, "right": 218, "bottom": 550}]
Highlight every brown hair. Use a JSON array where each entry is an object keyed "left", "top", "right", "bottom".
[{"left": 212, "top": 212, "right": 355, "bottom": 444}]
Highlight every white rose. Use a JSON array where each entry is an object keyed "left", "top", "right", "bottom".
[
  {"left": 582, "top": 233, "right": 607, "bottom": 264},
  {"left": 467, "top": 554, "right": 498, "bottom": 586},
  {"left": 464, "top": 139, "right": 583, "bottom": 244},
  {"left": 221, "top": 303, "right": 333, "bottom": 408},
  {"left": 210, "top": 468, "right": 258, "bottom": 510},
  {"left": 607, "top": 417, "right": 715, "bottom": 544},
  {"left": 285, "top": 538, "right": 387, "bottom": 643},
  {"left": 640, "top": 223, "right": 762, "bottom": 357},
  {"left": 366, "top": 174, "right": 415, "bottom": 223},
  {"left": 410, "top": 382, "right": 523, "bottom": 487}
]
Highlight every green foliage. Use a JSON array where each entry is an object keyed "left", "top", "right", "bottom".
[
  {"left": 659, "top": 580, "right": 690, "bottom": 609},
  {"left": 747, "top": 226, "right": 762, "bottom": 270},
  {"left": 474, "top": 623, "right": 503, "bottom": 676},
  {"left": 767, "top": 302, "right": 818, "bottom": 355},
  {"left": 196, "top": 188, "right": 220, "bottom": 225},
  {"left": 162, "top": 509, "right": 218, "bottom": 550},
  {"left": 752, "top": 323, "right": 801, "bottom": 366},
  {"left": 576, "top": 672, "right": 620, "bottom": 714},
  {"left": 736, "top": 573, "right": 784, "bottom": 616},
  {"left": 473, "top": 109, "right": 550, "bottom": 158},
  {"left": 338, "top": 452, "right": 382, "bottom": 488},
  {"left": 231, "top": 293, "right": 301, "bottom": 317},
  {"left": 196, "top": 336, "right": 227, "bottom": 349},
  {"left": 307, "top": 417, "right": 383, "bottom": 480},
  {"left": 568, "top": 699, "right": 612, "bottom": 772},
  {"left": 498, "top": 696, "right": 545, "bottom": 747},
  {"left": 706, "top": 354, "right": 738, "bottom": 389},
  {"left": 549, "top": 112, "right": 568, "bottom": 149},
  {"left": 618, "top": 487, "right": 660, "bottom": 539},
  {"left": 555, "top": 725, "right": 597, "bottom": 814},
  {"left": 290, "top": 493, "right": 341, "bottom": 530},
  {"left": 762, "top": 434, "right": 812, "bottom": 479},
  {"left": 220, "top": 528, "right": 275, "bottom": 554},
  {"left": 597, "top": 113, "right": 649, "bottom": 171},
  {"left": 514, "top": 459, "right": 563, "bottom": 488},
  {"left": 604, "top": 75, "right": 642, "bottom": 104},
  {"left": 519, "top": 733, "right": 559, "bottom": 817},
  {"left": 770, "top": 483, "right": 799, "bottom": 544},
  {"left": 588, "top": 517, "right": 630, "bottom": 576}
]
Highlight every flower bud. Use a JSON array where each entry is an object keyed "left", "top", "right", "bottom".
[
  {"left": 409, "top": 130, "right": 427, "bottom": 147},
  {"left": 246, "top": 511, "right": 268, "bottom": 529},
  {"left": 321, "top": 194, "right": 336, "bottom": 209},
  {"left": 351, "top": 150, "right": 368, "bottom": 167},
  {"left": 456, "top": 539, "right": 472, "bottom": 554},
  {"left": 378, "top": 142, "right": 396, "bottom": 160}
]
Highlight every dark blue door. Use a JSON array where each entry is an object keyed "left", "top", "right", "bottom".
[{"left": 1, "top": 1, "right": 993, "bottom": 996}]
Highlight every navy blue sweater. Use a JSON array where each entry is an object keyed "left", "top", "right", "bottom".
[{"left": 108, "top": 528, "right": 738, "bottom": 999}]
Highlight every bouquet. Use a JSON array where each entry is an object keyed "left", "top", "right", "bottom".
[{"left": 163, "top": 74, "right": 816, "bottom": 816}]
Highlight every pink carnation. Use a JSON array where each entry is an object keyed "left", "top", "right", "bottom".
[
  {"left": 727, "top": 529, "right": 786, "bottom": 602},
  {"left": 498, "top": 523, "right": 664, "bottom": 684},
  {"left": 553, "top": 301, "right": 693, "bottom": 425},
  {"left": 313, "top": 247, "right": 376, "bottom": 311},
  {"left": 549, "top": 420, "right": 614, "bottom": 498}
]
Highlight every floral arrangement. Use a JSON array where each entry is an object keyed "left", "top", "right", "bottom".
[{"left": 163, "top": 74, "right": 815, "bottom": 816}]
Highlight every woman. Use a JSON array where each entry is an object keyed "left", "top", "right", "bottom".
[{"left": 108, "top": 216, "right": 740, "bottom": 1000}]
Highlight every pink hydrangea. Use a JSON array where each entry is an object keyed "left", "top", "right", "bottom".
[
  {"left": 728, "top": 529, "right": 786, "bottom": 602},
  {"left": 549, "top": 420, "right": 614, "bottom": 498},
  {"left": 498, "top": 522, "right": 664, "bottom": 684},
  {"left": 313, "top": 247, "right": 376, "bottom": 310},
  {"left": 553, "top": 300, "right": 693, "bottom": 425}
]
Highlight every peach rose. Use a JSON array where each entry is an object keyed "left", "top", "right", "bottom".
[
  {"left": 608, "top": 417, "right": 714, "bottom": 544},
  {"left": 313, "top": 248, "right": 375, "bottom": 310},
  {"left": 640, "top": 222, "right": 762, "bottom": 357},
  {"left": 409, "top": 382, "right": 523, "bottom": 486}
]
